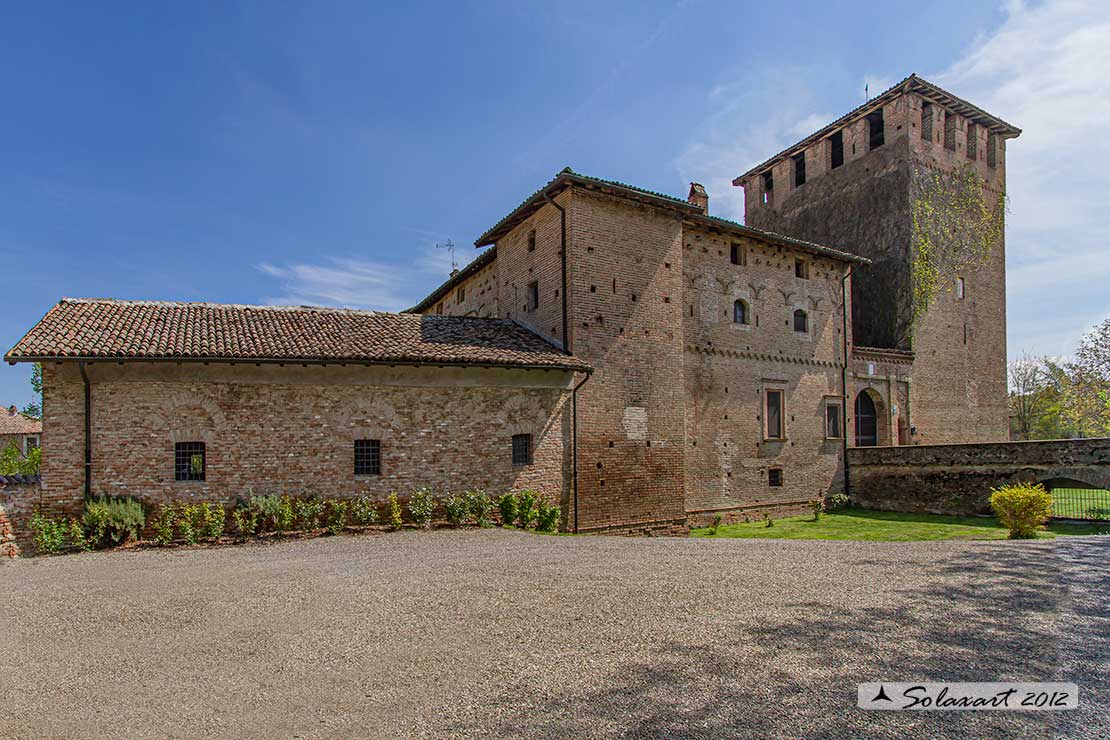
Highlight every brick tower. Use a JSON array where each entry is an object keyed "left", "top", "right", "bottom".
[{"left": 734, "top": 75, "right": 1021, "bottom": 444}]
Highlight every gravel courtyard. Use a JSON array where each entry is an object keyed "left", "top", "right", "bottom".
[{"left": 2, "top": 530, "right": 1107, "bottom": 739}]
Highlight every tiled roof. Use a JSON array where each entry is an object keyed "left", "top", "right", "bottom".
[
  {"left": 733, "top": 74, "right": 1022, "bottom": 184},
  {"left": 6, "top": 299, "right": 590, "bottom": 372},
  {"left": 0, "top": 410, "right": 41, "bottom": 435},
  {"left": 408, "top": 246, "right": 496, "bottom": 314},
  {"left": 689, "top": 214, "right": 869, "bottom": 264}
]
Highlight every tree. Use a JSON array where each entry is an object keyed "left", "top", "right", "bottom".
[
  {"left": 1008, "top": 353, "right": 1048, "bottom": 440},
  {"left": 21, "top": 363, "right": 42, "bottom": 420},
  {"left": 0, "top": 444, "right": 39, "bottom": 476}
]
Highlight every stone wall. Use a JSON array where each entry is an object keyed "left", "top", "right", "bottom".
[
  {"left": 0, "top": 477, "right": 39, "bottom": 558},
  {"left": 848, "top": 439, "right": 1110, "bottom": 515},
  {"left": 39, "top": 362, "right": 574, "bottom": 521}
]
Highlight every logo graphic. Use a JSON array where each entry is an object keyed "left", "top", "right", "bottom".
[{"left": 858, "top": 682, "right": 1079, "bottom": 711}]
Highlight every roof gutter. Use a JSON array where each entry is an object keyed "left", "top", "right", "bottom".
[
  {"left": 841, "top": 266, "right": 853, "bottom": 499},
  {"left": 6, "top": 356, "right": 591, "bottom": 373}
]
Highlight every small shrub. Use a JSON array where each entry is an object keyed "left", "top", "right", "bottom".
[
  {"left": 407, "top": 487, "right": 436, "bottom": 528},
  {"left": 826, "top": 493, "right": 849, "bottom": 511},
  {"left": 990, "top": 483, "right": 1052, "bottom": 539},
  {"left": 275, "top": 495, "right": 296, "bottom": 533},
  {"left": 764, "top": 514, "right": 774, "bottom": 528},
  {"left": 708, "top": 514, "right": 722, "bottom": 535},
  {"left": 350, "top": 495, "right": 379, "bottom": 526},
  {"left": 178, "top": 504, "right": 202, "bottom": 545},
  {"left": 69, "top": 518, "right": 92, "bottom": 551},
  {"left": 232, "top": 505, "right": 258, "bottom": 538},
  {"left": 295, "top": 497, "right": 324, "bottom": 532},
  {"left": 201, "top": 502, "right": 225, "bottom": 540},
  {"left": 388, "top": 492, "right": 403, "bottom": 530},
  {"left": 497, "top": 493, "right": 517, "bottom": 527},
  {"left": 535, "top": 498, "right": 560, "bottom": 532},
  {"left": 249, "top": 494, "right": 282, "bottom": 533},
  {"left": 325, "top": 498, "right": 349, "bottom": 535},
  {"left": 810, "top": 497, "right": 825, "bottom": 521},
  {"left": 83, "top": 496, "right": 145, "bottom": 547},
  {"left": 467, "top": 490, "right": 494, "bottom": 528},
  {"left": 152, "top": 505, "right": 177, "bottom": 546},
  {"left": 443, "top": 493, "right": 470, "bottom": 527},
  {"left": 29, "top": 512, "right": 69, "bottom": 554},
  {"left": 515, "top": 489, "right": 538, "bottom": 529}
]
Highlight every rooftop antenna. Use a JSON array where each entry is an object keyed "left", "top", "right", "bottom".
[
  {"left": 865, "top": 82, "right": 870, "bottom": 102},
  {"left": 436, "top": 239, "right": 458, "bottom": 274}
]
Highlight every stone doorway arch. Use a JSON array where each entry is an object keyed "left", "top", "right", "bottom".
[{"left": 854, "top": 389, "right": 887, "bottom": 447}]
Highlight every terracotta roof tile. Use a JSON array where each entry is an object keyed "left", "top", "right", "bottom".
[
  {"left": 0, "top": 410, "right": 40, "bottom": 435},
  {"left": 6, "top": 299, "right": 590, "bottom": 372}
]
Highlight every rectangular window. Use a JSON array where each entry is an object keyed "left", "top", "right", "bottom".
[
  {"left": 792, "top": 152, "right": 806, "bottom": 187},
  {"left": 527, "top": 229, "right": 536, "bottom": 252},
  {"left": 760, "top": 171, "right": 774, "bottom": 205},
  {"left": 354, "top": 439, "right": 381, "bottom": 476},
  {"left": 765, "top": 389, "right": 785, "bottom": 440},
  {"left": 966, "top": 122, "right": 978, "bottom": 160},
  {"left": 956, "top": 276, "right": 966, "bottom": 300},
  {"left": 512, "top": 433, "right": 532, "bottom": 467},
  {"left": 527, "top": 281, "right": 539, "bottom": 310},
  {"left": 768, "top": 468, "right": 783, "bottom": 487},
  {"left": 921, "top": 102, "right": 933, "bottom": 142},
  {"left": 174, "top": 441, "right": 206, "bottom": 482},
  {"left": 825, "top": 402, "right": 843, "bottom": 439},
  {"left": 436, "top": 302, "right": 443, "bottom": 315},
  {"left": 794, "top": 258, "right": 809, "bottom": 279},
  {"left": 867, "top": 109, "right": 884, "bottom": 150},
  {"left": 987, "top": 133, "right": 998, "bottom": 168},
  {"left": 24, "top": 436, "right": 39, "bottom": 454},
  {"left": 830, "top": 131, "right": 844, "bottom": 169},
  {"left": 457, "top": 286, "right": 465, "bottom": 304},
  {"left": 944, "top": 112, "right": 957, "bottom": 151},
  {"left": 730, "top": 242, "right": 747, "bottom": 266}
]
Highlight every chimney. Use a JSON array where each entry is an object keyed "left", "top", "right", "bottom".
[
  {"left": 8, "top": 405, "right": 15, "bottom": 416},
  {"left": 687, "top": 182, "right": 708, "bottom": 213}
]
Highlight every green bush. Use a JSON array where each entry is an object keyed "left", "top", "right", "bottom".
[
  {"left": 0, "top": 443, "right": 40, "bottom": 476},
  {"left": 514, "top": 489, "right": 538, "bottom": 529},
  {"left": 764, "top": 514, "right": 774, "bottom": 528},
  {"left": 152, "top": 505, "right": 177, "bottom": 546},
  {"left": 466, "top": 490, "right": 494, "bottom": 528},
  {"left": 827, "top": 493, "right": 849, "bottom": 511},
  {"left": 350, "top": 495, "right": 379, "bottom": 526},
  {"left": 29, "top": 512, "right": 69, "bottom": 554},
  {"left": 249, "top": 494, "right": 282, "bottom": 533},
  {"left": 232, "top": 504, "right": 258, "bottom": 538},
  {"left": 295, "top": 497, "right": 324, "bottom": 531},
  {"left": 809, "top": 497, "right": 825, "bottom": 521},
  {"left": 407, "top": 487, "right": 436, "bottom": 528},
  {"left": 990, "top": 482, "right": 1052, "bottom": 539},
  {"left": 325, "top": 499, "right": 349, "bottom": 535},
  {"left": 275, "top": 495, "right": 296, "bottom": 533},
  {"left": 388, "top": 492, "right": 403, "bottom": 530},
  {"left": 708, "top": 514, "right": 722, "bottom": 535},
  {"left": 535, "top": 498, "right": 559, "bottom": 532},
  {"left": 69, "top": 518, "right": 91, "bottom": 551},
  {"left": 497, "top": 493, "right": 517, "bottom": 527},
  {"left": 178, "top": 504, "right": 202, "bottom": 545},
  {"left": 442, "top": 493, "right": 470, "bottom": 527},
  {"left": 82, "top": 496, "right": 145, "bottom": 547},
  {"left": 200, "top": 502, "right": 225, "bottom": 540}
]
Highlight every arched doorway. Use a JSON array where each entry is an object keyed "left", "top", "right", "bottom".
[{"left": 855, "top": 391, "right": 878, "bottom": 446}]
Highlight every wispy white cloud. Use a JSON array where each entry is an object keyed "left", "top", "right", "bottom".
[
  {"left": 934, "top": 0, "right": 1110, "bottom": 358},
  {"left": 258, "top": 245, "right": 455, "bottom": 312}
]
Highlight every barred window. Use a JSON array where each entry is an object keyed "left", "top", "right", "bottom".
[
  {"left": 175, "top": 441, "right": 205, "bottom": 482},
  {"left": 354, "top": 439, "right": 381, "bottom": 476},
  {"left": 512, "top": 433, "right": 532, "bottom": 467},
  {"left": 768, "top": 468, "right": 784, "bottom": 487}
]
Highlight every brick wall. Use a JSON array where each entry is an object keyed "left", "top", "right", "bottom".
[
  {"left": 0, "top": 480, "right": 39, "bottom": 557},
  {"left": 39, "top": 362, "right": 574, "bottom": 520},
  {"left": 681, "top": 224, "right": 850, "bottom": 515},
  {"left": 848, "top": 438, "right": 1110, "bottom": 515}
]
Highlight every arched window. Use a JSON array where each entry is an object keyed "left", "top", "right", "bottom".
[
  {"left": 733, "top": 299, "right": 748, "bottom": 325},
  {"left": 793, "top": 309, "right": 808, "bottom": 333}
]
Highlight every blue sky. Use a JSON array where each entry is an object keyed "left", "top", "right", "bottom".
[{"left": 2, "top": 0, "right": 1108, "bottom": 408}]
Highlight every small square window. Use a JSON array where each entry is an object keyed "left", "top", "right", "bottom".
[
  {"left": 512, "top": 433, "right": 533, "bottom": 467},
  {"left": 768, "top": 468, "right": 783, "bottom": 487},
  {"left": 730, "top": 242, "right": 747, "bottom": 266},
  {"left": 354, "top": 439, "right": 381, "bottom": 476},
  {"left": 794, "top": 259, "right": 809, "bottom": 279},
  {"left": 825, "top": 402, "right": 843, "bottom": 439},
  {"left": 24, "top": 436, "right": 39, "bottom": 455},
  {"left": 175, "top": 441, "right": 205, "bottom": 482}
]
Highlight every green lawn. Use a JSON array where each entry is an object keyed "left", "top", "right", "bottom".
[
  {"left": 691, "top": 507, "right": 1110, "bottom": 542},
  {"left": 1051, "top": 487, "right": 1110, "bottom": 520}
]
